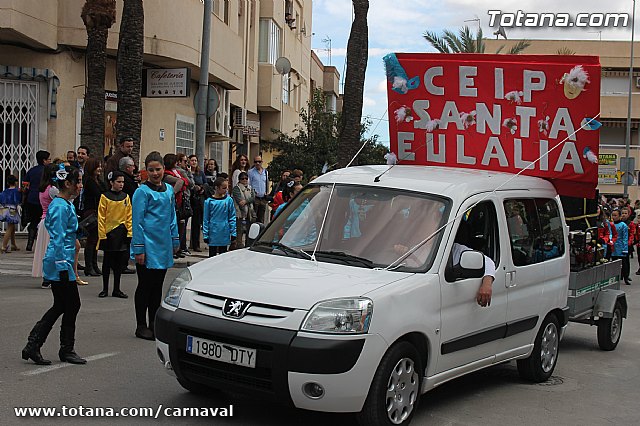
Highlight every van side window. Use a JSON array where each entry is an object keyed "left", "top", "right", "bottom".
[
  {"left": 536, "top": 198, "right": 565, "bottom": 261},
  {"left": 453, "top": 201, "right": 500, "bottom": 266},
  {"left": 504, "top": 198, "right": 564, "bottom": 266}
]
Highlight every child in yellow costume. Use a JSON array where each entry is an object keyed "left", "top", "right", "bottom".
[{"left": 97, "top": 171, "right": 132, "bottom": 298}]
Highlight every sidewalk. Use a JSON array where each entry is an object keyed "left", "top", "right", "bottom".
[{"left": 0, "top": 236, "right": 207, "bottom": 276}]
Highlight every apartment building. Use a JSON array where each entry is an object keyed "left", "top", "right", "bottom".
[
  {"left": 0, "top": 0, "right": 339, "bottom": 187},
  {"left": 485, "top": 39, "right": 640, "bottom": 199}
]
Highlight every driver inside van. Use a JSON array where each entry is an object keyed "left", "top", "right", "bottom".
[{"left": 453, "top": 220, "right": 495, "bottom": 307}]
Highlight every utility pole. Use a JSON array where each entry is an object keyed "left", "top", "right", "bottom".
[
  {"left": 624, "top": 0, "right": 636, "bottom": 197},
  {"left": 196, "top": 0, "right": 212, "bottom": 167}
]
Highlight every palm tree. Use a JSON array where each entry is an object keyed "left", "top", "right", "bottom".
[
  {"left": 81, "top": 0, "right": 117, "bottom": 158},
  {"left": 556, "top": 47, "right": 576, "bottom": 55},
  {"left": 116, "top": 0, "right": 144, "bottom": 163},
  {"left": 424, "top": 26, "right": 530, "bottom": 54},
  {"left": 337, "top": 0, "right": 369, "bottom": 168}
]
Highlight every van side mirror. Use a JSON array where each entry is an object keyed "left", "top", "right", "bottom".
[
  {"left": 446, "top": 250, "right": 485, "bottom": 281},
  {"left": 247, "top": 222, "right": 265, "bottom": 246}
]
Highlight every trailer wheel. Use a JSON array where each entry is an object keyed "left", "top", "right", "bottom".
[
  {"left": 597, "top": 301, "right": 623, "bottom": 351},
  {"left": 517, "top": 314, "right": 559, "bottom": 383}
]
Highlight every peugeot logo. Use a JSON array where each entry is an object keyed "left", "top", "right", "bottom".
[{"left": 222, "top": 299, "right": 251, "bottom": 319}]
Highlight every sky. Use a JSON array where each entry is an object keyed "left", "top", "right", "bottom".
[{"left": 311, "top": 0, "right": 637, "bottom": 146}]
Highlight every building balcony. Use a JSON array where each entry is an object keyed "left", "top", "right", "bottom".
[
  {"left": 0, "top": 0, "right": 59, "bottom": 49},
  {"left": 257, "top": 63, "right": 282, "bottom": 112}
]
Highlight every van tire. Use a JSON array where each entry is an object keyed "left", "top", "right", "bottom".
[
  {"left": 357, "top": 341, "right": 422, "bottom": 426},
  {"left": 517, "top": 314, "right": 559, "bottom": 383},
  {"left": 597, "top": 301, "right": 623, "bottom": 351}
]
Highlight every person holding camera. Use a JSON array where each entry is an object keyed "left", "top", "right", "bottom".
[{"left": 21, "top": 164, "right": 86, "bottom": 365}]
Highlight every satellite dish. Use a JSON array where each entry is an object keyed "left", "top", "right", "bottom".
[
  {"left": 494, "top": 26, "right": 507, "bottom": 40},
  {"left": 275, "top": 57, "right": 291, "bottom": 75}
]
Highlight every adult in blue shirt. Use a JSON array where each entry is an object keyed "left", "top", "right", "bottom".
[
  {"left": 248, "top": 155, "right": 269, "bottom": 224},
  {"left": 21, "top": 164, "right": 86, "bottom": 365},
  {"left": 22, "top": 150, "right": 51, "bottom": 251}
]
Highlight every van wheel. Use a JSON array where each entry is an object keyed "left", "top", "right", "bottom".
[
  {"left": 517, "top": 314, "right": 559, "bottom": 383},
  {"left": 357, "top": 341, "right": 422, "bottom": 426},
  {"left": 597, "top": 301, "right": 623, "bottom": 351}
]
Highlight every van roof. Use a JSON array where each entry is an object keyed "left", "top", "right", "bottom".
[{"left": 312, "top": 165, "right": 556, "bottom": 198}]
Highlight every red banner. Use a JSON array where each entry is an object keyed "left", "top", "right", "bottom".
[{"left": 386, "top": 53, "right": 601, "bottom": 198}]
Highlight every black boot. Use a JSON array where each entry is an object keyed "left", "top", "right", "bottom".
[
  {"left": 58, "top": 326, "right": 86, "bottom": 364},
  {"left": 21, "top": 320, "right": 52, "bottom": 365},
  {"left": 84, "top": 249, "right": 99, "bottom": 277},
  {"left": 25, "top": 228, "right": 36, "bottom": 252}
]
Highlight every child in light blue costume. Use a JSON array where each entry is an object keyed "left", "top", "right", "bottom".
[
  {"left": 22, "top": 164, "right": 86, "bottom": 365},
  {"left": 131, "top": 151, "right": 179, "bottom": 340},
  {"left": 203, "top": 177, "right": 236, "bottom": 257}
]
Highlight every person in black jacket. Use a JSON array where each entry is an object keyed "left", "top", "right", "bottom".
[
  {"left": 118, "top": 156, "right": 138, "bottom": 200},
  {"left": 82, "top": 157, "right": 107, "bottom": 277}
]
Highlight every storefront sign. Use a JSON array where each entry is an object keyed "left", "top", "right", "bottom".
[
  {"left": 598, "top": 153, "right": 617, "bottom": 166},
  {"left": 144, "top": 68, "right": 190, "bottom": 97},
  {"left": 598, "top": 166, "right": 617, "bottom": 184},
  {"left": 386, "top": 53, "right": 601, "bottom": 197}
]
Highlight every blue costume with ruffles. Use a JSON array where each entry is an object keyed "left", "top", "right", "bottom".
[
  {"left": 131, "top": 182, "right": 179, "bottom": 269},
  {"left": 43, "top": 197, "right": 78, "bottom": 282}
]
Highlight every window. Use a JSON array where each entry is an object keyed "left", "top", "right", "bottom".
[
  {"left": 258, "top": 19, "right": 281, "bottom": 64},
  {"left": 447, "top": 201, "right": 500, "bottom": 282},
  {"left": 252, "top": 185, "right": 451, "bottom": 272},
  {"left": 282, "top": 73, "right": 290, "bottom": 104},
  {"left": 505, "top": 198, "right": 565, "bottom": 266},
  {"left": 223, "top": 0, "right": 229, "bottom": 24},
  {"left": 209, "top": 141, "right": 225, "bottom": 171},
  {"left": 175, "top": 115, "right": 195, "bottom": 156}
]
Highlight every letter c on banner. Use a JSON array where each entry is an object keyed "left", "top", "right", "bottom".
[{"left": 424, "top": 67, "right": 444, "bottom": 96}]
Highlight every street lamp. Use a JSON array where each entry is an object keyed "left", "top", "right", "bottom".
[{"left": 624, "top": 0, "right": 636, "bottom": 197}]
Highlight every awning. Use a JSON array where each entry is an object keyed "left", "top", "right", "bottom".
[{"left": 0, "top": 65, "right": 60, "bottom": 119}]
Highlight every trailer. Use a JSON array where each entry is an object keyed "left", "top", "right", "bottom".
[{"left": 566, "top": 229, "right": 628, "bottom": 350}]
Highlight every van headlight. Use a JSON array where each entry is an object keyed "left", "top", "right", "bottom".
[
  {"left": 164, "top": 269, "right": 192, "bottom": 308},
  {"left": 301, "top": 298, "right": 373, "bottom": 334}
]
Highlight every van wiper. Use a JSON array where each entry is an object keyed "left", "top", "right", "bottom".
[
  {"left": 254, "top": 241, "right": 312, "bottom": 259},
  {"left": 313, "top": 251, "right": 375, "bottom": 269}
]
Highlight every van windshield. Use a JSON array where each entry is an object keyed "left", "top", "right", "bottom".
[{"left": 251, "top": 184, "right": 451, "bottom": 271}]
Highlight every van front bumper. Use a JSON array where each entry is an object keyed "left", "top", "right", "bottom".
[{"left": 155, "top": 306, "right": 387, "bottom": 412}]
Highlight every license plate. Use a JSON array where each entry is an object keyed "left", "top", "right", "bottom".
[{"left": 186, "top": 335, "right": 256, "bottom": 368}]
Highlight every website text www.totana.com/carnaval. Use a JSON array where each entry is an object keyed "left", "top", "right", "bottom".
[
  {"left": 488, "top": 10, "right": 630, "bottom": 28},
  {"left": 14, "top": 404, "right": 234, "bottom": 419}
]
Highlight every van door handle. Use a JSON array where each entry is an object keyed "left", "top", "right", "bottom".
[{"left": 506, "top": 271, "right": 517, "bottom": 288}]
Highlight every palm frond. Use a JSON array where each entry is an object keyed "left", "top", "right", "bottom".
[
  {"left": 508, "top": 40, "right": 531, "bottom": 54},
  {"left": 442, "top": 29, "right": 463, "bottom": 53},
  {"left": 476, "top": 27, "right": 485, "bottom": 53},
  {"left": 495, "top": 44, "right": 505, "bottom": 54},
  {"left": 556, "top": 47, "right": 576, "bottom": 55},
  {"left": 423, "top": 31, "right": 451, "bottom": 53},
  {"left": 459, "top": 26, "right": 476, "bottom": 53}
]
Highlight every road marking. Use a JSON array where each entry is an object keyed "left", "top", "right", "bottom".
[{"left": 21, "top": 352, "right": 119, "bottom": 376}]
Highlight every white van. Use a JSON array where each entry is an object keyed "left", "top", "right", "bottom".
[{"left": 155, "top": 165, "right": 570, "bottom": 426}]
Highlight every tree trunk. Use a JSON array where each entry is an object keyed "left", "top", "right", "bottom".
[
  {"left": 81, "top": 25, "right": 110, "bottom": 158},
  {"left": 116, "top": 0, "right": 144, "bottom": 164},
  {"left": 337, "top": 0, "right": 369, "bottom": 168},
  {"left": 81, "top": 0, "right": 116, "bottom": 159}
]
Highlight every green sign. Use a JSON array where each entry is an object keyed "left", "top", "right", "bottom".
[{"left": 599, "top": 154, "right": 617, "bottom": 166}]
